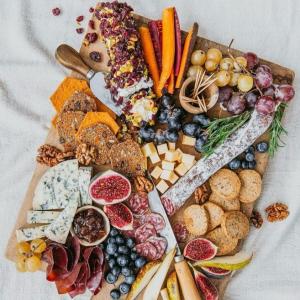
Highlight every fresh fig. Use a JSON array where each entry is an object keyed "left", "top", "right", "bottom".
[
  {"left": 183, "top": 238, "right": 217, "bottom": 261},
  {"left": 193, "top": 269, "right": 219, "bottom": 300},
  {"left": 89, "top": 170, "right": 132, "bottom": 205},
  {"left": 200, "top": 267, "right": 231, "bottom": 279},
  {"left": 103, "top": 203, "right": 133, "bottom": 230}
]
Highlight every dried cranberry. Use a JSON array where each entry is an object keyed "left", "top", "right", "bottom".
[
  {"left": 88, "top": 20, "right": 95, "bottom": 30},
  {"left": 85, "top": 32, "right": 98, "bottom": 43},
  {"left": 89, "top": 7, "right": 94, "bottom": 13},
  {"left": 76, "top": 15, "right": 84, "bottom": 23},
  {"left": 89, "top": 51, "right": 101, "bottom": 62},
  {"left": 52, "top": 7, "right": 61, "bottom": 16},
  {"left": 76, "top": 28, "right": 84, "bottom": 34}
]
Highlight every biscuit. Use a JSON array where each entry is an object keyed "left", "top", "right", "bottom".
[
  {"left": 204, "top": 202, "right": 224, "bottom": 231},
  {"left": 184, "top": 204, "right": 208, "bottom": 236},
  {"left": 209, "top": 193, "right": 241, "bottom": 211},
  {"left": 239, "top": 170, "right": 262, "bottom": 203},
  {"left": 221, "top": 211, "right": 249, "bottom": 240}
]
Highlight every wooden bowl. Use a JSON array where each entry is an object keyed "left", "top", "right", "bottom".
[{"left": 179, "top": 76, "right": 219, "bottom": 114}]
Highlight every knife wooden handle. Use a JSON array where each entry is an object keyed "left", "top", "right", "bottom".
[
  {"left": 175, "top": 258, "right": 202, "bottom": 300},
  {"left": 55, "top": 44, "right": 92, "bottom": 78}
]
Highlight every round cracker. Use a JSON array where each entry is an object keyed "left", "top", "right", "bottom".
[
  {"left": 183, "top": 204, "right": 208, "bottom": 235},
  {"left": 204, "top": 202, "right": 224, "bottom": 231},
  {"left": 239, "top": 170, "right": 262, "bottom": 203},
  {"left": 206, "top": 227, "right": 238, "bottom": 256},
  {"left": 209, "top": 169, "right": 241, "bottom": 200},
  {"left": 221, "top": 211, "right": 249, "bottom": 240},
  {"left": 209, "top": 193, "right": 241, "bottom": 211}
]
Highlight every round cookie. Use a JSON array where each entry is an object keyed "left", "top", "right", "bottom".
[
  {"left": 239, "top": 170, "right": 262, "bottom": 203},
  {"left": 209, "top": 169, "right": 241, "bottom": 200},
  {"left": 204, "top": 202, "right": 224, "bottom": 231},
  {"left": 206, "top": 227, "right": 238, "bottom": 256},
  {"left": 221, "top": 211, "right": 250, "bottom": 239},
  {"left": 184, "top": 204, "right": 208, "bottom": 236},
  {"left": 209, "top": 193, "right": 241, "bottom": 211}
]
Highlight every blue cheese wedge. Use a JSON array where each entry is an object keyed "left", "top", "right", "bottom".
[
  {"left": 27, "top": 210, "right": 60, "bottom": 224},
  {"left": 44, "top": 195, "right": 79, "bottom": 244},
  {"left": 16, "top": 225, "right": 48, "bottom": 242},
  {"left": 78, "top": 167, "right": 93, "bottom": 206}
]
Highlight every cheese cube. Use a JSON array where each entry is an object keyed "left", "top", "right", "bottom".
[
  {"left": 142, "top": 142, "right": 157, "bottom": 157},
  {"left": 150, "top": 152, "right": 161, "bottom": 164},
  {"left": 175, "top": 148, "right": 184, "bottom": 162},
  {"left": 157, "top": 143, "right": 168, "bottom": 155},
  {"left": 175, "top": 163, "right": 189, "bottom": 176},
  {"left": 181, "top": 153, "right": 196, "bottom": 169},
  {"left": 165, "top": 150, "right": 179, "bottom": 162},
  {"left": 169, "top": 172, "right": 179, "bottom": 184},
  {"left": 162, "top": 160, "right": 175, "bottom": 171},
  {"left": 151, "top": 166, "right": 163, "bottom": 180},
  {"left": 182, "top": 135, "right": 196, "bottom": 146},
  {"left": 160, "top": 170, "right": 173, "bottom": 181},
  {"left": 168, "top": 142, "right": 176, "bottom": 150},
  {"left": 156, "top": 180, "right": 169, "bottom": 194}
]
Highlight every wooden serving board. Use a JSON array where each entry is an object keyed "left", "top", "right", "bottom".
[{"left": 5, "top": 11, "right": 294, "bottom": 300}]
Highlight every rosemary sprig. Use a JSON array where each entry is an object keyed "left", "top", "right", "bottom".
[
  {"left": 269, "top": 103, "right": 288, "bottom": 156},
  {"left": 202, "top": 111, "right": 251, "bottom": 156}
]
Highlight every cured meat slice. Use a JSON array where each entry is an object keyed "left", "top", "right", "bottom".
[
  {"left": 173, "top": 223, "right": 188, "bottom": 243},
  {"left": 126, "top": 192, "right": 149, "bottom": 216},
  {"left": 135, "top": 223, "right": 156, "bottom": 244},
  {"left": 161, "top": 110, "right": 274, "bottom": 215},
  {"left": 135, "top": 241, "right": 158, "bottom": 261},
  {"left": 147, "top": 236, "right": 167, "bottom": 260},
  {"left": 140, "top": 213, "right": 166, "bottom": 232}
]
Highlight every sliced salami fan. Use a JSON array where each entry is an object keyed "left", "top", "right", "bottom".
[
  {"left": 140, "top": 213, "right": 166, "bottom": 232},
  {"left": 126, "top": 192, "right": 149, "bottom": 216},
  {"left": 147, "top": 236, "right": 168, "bottom": 260},
  {"left": 122, "top": 218, "right": 141, "bottom": 238},
  {"left": 173, "top": 223, "right": 188, "bottom": 243},
  {"left": 135, "top": 223, "right": 156, "bottom": 244},
  {"left": 135, "top": 241, "right": 158, "bottom": 261}
]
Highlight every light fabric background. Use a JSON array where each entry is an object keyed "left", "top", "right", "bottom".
[{"left": 1, "top": 0, "right": 300, "bottom": 299}]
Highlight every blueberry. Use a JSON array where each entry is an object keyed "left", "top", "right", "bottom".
[
  {"left": 246, "top": 145, "right": 255, "bottom": 154},
  {"left": 117, "top": 255, "right": 129, "bottom": 267},
  {"left": 126, "top": 238, "right": 135, "bottom": 249},
  {"left": 106, "top": 243, "right": 117, "bottom": 255},
  {"left": 107, "top": 237, "right": 116, "bottom": 244},
  {"left": 248, "top": 160, "right": 257, "bottom": 169},
  {"left": 154, "top": 129, "right": 166, "bottom": 145},
  {"left": 119, "top": 282, "right": 131, "bottom": 295},
  {"left": 118, "top": 245, "right": 130, "bottom": 255},
  {"left": 128, "top": 261, "right": 136, "bottom": 270},
  {"left": 110, "top": 228, "right": 119, "bottom": 237},
  {"left": 111, "top": 266, "right": 121, "bottom": 277},
  {"left": 121, "top": 266, "right": 133, "bottom": 277},
  {"left": 168, "top": 107, "right": 186, "bottom": 120},
  {"left": 195, "top": 136, "right": 206, "bottom": 153},
  {"left": 160, "top": 94, "right": 175, "bottom": 109},
  {"left": 192, "top": 114, "right": 210, "bottom": 127},
  {"left": 156, "top": 108, "right": 169, "bottom": 124},
  {"left": 115, "top": 235, "right": 125, "bottom": 245},
  {"left": 139, "top": 126, "right": 155, "bottom": 142},
  {"left": 256, "top": 141, "right": 269, "bottom": 153},
  {"left": 245, "top": 152, "right": 255, "bottom": 162},
  {"left": 168, "top": 118, "right": 182, "bottom": 130},
  {"left": 108, "top": 258, "right": 117, "bottom": 269},
  {"left": 135, "top": 257, "right": 147, "bottom": 269},
  {"left": 241, "top": 160, "right": 249, "bottom": 169},
  {"left": 110, "top": 289, "right": 121, "bottom": 299},
  {"left": 105, "top": 272, "right": 117, "bottom": 284},
  {"left": 165, "top": 129, "right": 179, "bottom": 142},
  {"left": 125, "top": 274, "right": 136, "bottom": 285},
  {"left": 182, "top": 123, "right": 199, "bottom": 137},
  {"left": 228, "top": 159, "right": 241, "bottom": 170},
  {"left": 130, "top": 252, "right": 138, "bottom": 261}
]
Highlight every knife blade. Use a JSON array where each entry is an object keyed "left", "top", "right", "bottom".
[{"left": 55, "top": 44, "right": 122, "bottom": 116}]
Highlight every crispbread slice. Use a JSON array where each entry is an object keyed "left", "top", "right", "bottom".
[
  {"left": 209, "top": 193, "right": 241, "bottom": 211},
  {"left": 209, "top": 169, "right": 241, "bottom": 200},
  {"left": 204, "top": 202, "right": 224, "bottom": 231},
  {"left": 62, "top": 91, "right": 97, "bottom": 113},
  {"left": 221, "top": 211, "right": 249, "bottom": 240},
  {"left": 238, "top": 170, "right": 262, "bottom": 203},
  {"left": 183, "top": 204, "right": 208, "bottom": 236},
  {"left": 109, "top": 139, "right": 147, "bottom": 177},
  {"left": 206, "top": 227, "right": 238, "bottom": 256}
]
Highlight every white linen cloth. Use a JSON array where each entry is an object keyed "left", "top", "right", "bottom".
[{"left": 1, "top": 0, "right": 300, "bottom": 299}]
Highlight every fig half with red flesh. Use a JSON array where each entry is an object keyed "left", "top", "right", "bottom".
[
  {"left": 103, "top": 203, "right": 133, "bottom": 230},
  {"left": 201, "top": 266, "right": 231, "bottom": 279},
  {"left": 183, "top": 238, "right": 217, "bottom": 261},
  {"left": 89, "top": 170, "right": 131, "bottom": 205},
  {"left": 193, "top": 269, "right": 219, "bottom": 300}
]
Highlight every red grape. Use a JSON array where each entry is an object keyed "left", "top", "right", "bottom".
[
  {"left": 244, "top": 52, "right": 259, "bottom": 70},
  {"left": 275, "top": 84, "right": 295, "bottom": 102},
  {"left": 227, "top": 93, "right": 246, "bottom": 115},
  {"left": 255, "top": 70, "right": 273, "bottom": 89},
  {"left": 263, "top": 85, "right": 275, "bottom": 97},
  {"left": 256, "top": 96, "right": 276, "bottom": 115},
  {"left": 218, "top": 86, "right": 233, "bottom": 109},
  {"left": 256, "top": 64, "right": 271, "bottom": 74},
  {"left": 245, "top": 91, "right": 259, "bottom": 108}
]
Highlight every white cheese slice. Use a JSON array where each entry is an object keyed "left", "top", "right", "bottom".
[
  {"left": 175, "top": 163, "right": 189, "bottom": 176},
  {"left": 160, "top": 170, "right": 173, "bottom": 181},
  {"left": 151, "top": 166, "right": 163, "bottom": 180},
  {"left": 16, "top": 225, "right": 48, "bottom": 242},
  {"left": 27, "top": 210, "right": 60, "bottom": 224},
  {"left": 162, "top": 161, "right": 175, "bottom": 171},
  {"left": 156, "top": 180, "right": 169, "bottom": 194},
  {"left": 165, "top": 150, "right": 179, "bottom": 162},
  {"left": 44, "top": 194, "right": 79, "bottom": 244},
  {"left": 150, "top": 152, "right": 161, "bottom": 164},
  {"left": 142, "top": 143, "right": 157, "bottom": 157},
  {"left": 182, "top": 135, "right": 196, "bottom": 146},
  {"left": 78, "top": 167, "right": 93, "bottom": 206},
  {"left": 169, "top": 172, "right": 179, "bottom": 184},
  {"left": 181, "top": 153, "right": 196, "bottom": 169},
  {"left": 157, "top": 143, "right": 168, "bottom": 155}
]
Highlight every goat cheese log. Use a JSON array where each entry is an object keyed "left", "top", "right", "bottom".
[{"left": 161, "top": 110, "right": 274, "bottom": 215}]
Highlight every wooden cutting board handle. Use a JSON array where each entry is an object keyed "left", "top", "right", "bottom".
[
  {"left": 175, "top": 257, "right": 202, "bottom": 300},
  {"left": 55, "top": 44, "right": 92, "bottom": 78}
]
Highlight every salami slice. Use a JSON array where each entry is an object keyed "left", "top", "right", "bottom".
[
  {"left": 140, "top": 213, "right": 166, "bottom": 232},
  {"left": 135, "top": 223, "right": 156, "bottom": 244},
  {"left": 135, "top": 241, "right": 158, "bottom": 261},
  {"left": 127, "top": 192, "right": 149, "bottom": 216},
  {"left": 122, "top": 218, "right": 141, "bottom": 238},
  {"left": 173, "top": 223, "right": 188, "bottom": 243},
  {"left": 147, "top": 236, "right": 167, "bottom": 260}
]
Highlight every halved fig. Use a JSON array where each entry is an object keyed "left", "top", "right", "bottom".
[
  {"left": 200, "top": 267, "right": 231, "bottom": 279},
  {"left": 183, "top": 238, "right": 217, "bottom": 261},
  {"left": 193, "top": 269, "right": 219, "bottom": 300}
]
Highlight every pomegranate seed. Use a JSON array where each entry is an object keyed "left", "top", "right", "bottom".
[
  {"left": 89, "top": 7, "right": 95, "bottom": 13},
  {"left": 76, "top": 15, "right": 84, "bottom": 23},
  {"left": 76, "top": 28, "right": 84, "bottom": 34},
  {"left": 89, "top": 51, "right": 102, "bottom": 62},
  {"left": 85, "top": 32, "right": 98, "bottom": 43},
  {"left": 88, "top": 20, "right": 95, "bottom": 30},
  {"left": 52, "top": 7, "right": 61, "bottom": 16}
]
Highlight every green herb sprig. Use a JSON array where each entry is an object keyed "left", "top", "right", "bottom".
[
  {"left": 269, "top": 103, "right": 288, "bottom": 156},
  {"left": 202, "top": 111, "right": 251, "bottom": 156}
]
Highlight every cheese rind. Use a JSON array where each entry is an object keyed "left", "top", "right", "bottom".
[
  {"left": 151, "top": 166, "right": 163, "bottom": 180},
  {"left": 150, "top": 152, "right": 161, "bottom": 164},
  {"left": 78, "top": 167, "right": 93, "bottom": 206},
  {"left": 16, "top": 225, "right": 48, "bottom": 242},
  {"left": 157, "top": 143, "right": 168, "bottom": 155},
  {"left": 182, "top": 135, "right": 196, "bottom": 146},
  {"left": 162, "top": 161, "right": 175, "bottom": 171},
  {"left": 175, "top": 163, "right": 189, "bottom": 176},
  {"left": 156, "top": 180, "right": 169, "bottom": 193},
  {"left": 27, "top": 211, "right": 60, "bottom": 224}
]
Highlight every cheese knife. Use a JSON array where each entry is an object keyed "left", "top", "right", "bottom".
[
  {"left": 55, "top": 44, "right": 122, "bottom": 116},
  {"left": 148, "top": 187, "right": 202, "bottom": 300}
]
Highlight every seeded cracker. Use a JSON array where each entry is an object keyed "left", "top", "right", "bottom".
[
  {"left": 239, "top": 170, "right": 262, "bottom": 203},
  {"left": 61, "top": 91, "right": 97, "bottom": 113},
  {"left": 209, "top": 193, "right": 241, "bottom": 211}
]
